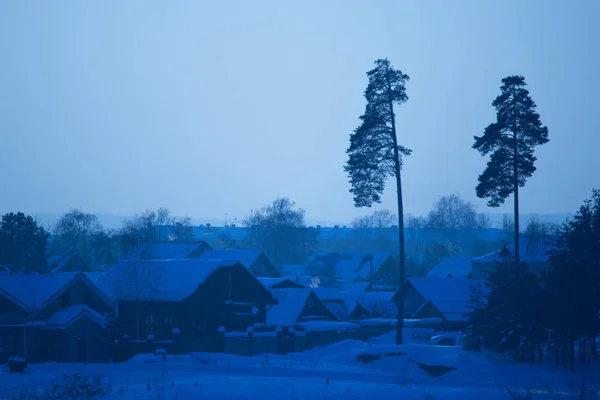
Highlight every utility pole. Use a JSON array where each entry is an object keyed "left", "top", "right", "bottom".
[{"left": 225, "top": 213, "right": 228, "bottom": 227}]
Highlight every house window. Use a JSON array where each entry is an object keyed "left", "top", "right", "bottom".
[
  {"left": 164, "top": 316, "right": 173, "bottom": 325},
  {"left": 61, "top": 291, "right": 70, "bottom": 307},
  {"left": 146, "top": 315, "right": 154, "bottom": 325}
]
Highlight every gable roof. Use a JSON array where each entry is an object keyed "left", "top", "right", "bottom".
[
  {"left": 267, "top": 288, "right": 336, "bottom": 327},
  {"left": 198, "top": 249, "right": 263, "bottom": 269},
  {"left": 125, "top": 241, "right": 211, "bottom": 260},
  {"left": 96, "top": 259, "right": 240, "bottom": 302},
  {"left": 0, "top": 272, "right": 116, "bottom": 312},
  {"left": 307, "top": 252, "right": 394, "bottom": 282},
  {"left": 354, "top": 291, "right": 396, "bottom": 316},
  {"left": 404, "top": 278, "right": 484, "bottom": 322},
  {"left": 258, "top": 277, "right": 307, "bottom": 289},
  {"left": 337, "top": 282, "right": 373, "bottom": 292},
  {"left": 47, "top": 254, "right": 75, "bottom": 271},
  {"left": 427, "top": 256, "right": 473, "bottom": 279},
  {"left": 44, "top": 305, "right": 107, "bottom": 330}
]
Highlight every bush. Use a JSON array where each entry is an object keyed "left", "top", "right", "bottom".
[
  {"left": 356, "top": 353, "right": 381, "bottom": 363},
  {"left": 47, "top": 373, "right": 113, "bottom": 399}
]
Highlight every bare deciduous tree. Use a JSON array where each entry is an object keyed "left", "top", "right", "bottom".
[
  {"left": 351, "top": 209, "right": 397, "bottom": 229},
  {"left": 426, "top": 194, "right": 478, "bottom": 230},
  {"left": 114, "top": 246, "right": 162, "bottom": 340},
  {"left": 245, "top": 197, "right": 316, "bottom": 264}
]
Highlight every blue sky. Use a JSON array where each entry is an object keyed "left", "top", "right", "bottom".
[{"left": 0, "top": 1, "right": 598, "bottom": 224}]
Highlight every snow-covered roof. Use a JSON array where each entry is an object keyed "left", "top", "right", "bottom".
[
  {"left": 83, "top": 272, "right": 104, "bottom": 283},
  {"left": 267, "top": 288, "right": 313, "bottom": 327},
  {"left": 278, "top": 264, "right": 309, "bottom": 277},
  {"left": 47, "top": 254, "right": 75, "bottom": 271},
  {"left": 198, "top": 249, "right": 263, "bottom": 269},
  {"left": 96, "top": 259, "right": 239, "bottom": 302},
  {"left": 125, "top": 241, "right": 211, "bottom": 260},
  {"left": 313, "top": 287, "right": 364, "bottom": 319},
  {"left": 307, "top": 252, "right": 394, "bottom": 282},
  {"left": 471, "top": 236, "right": 552, "bottom": 264},
  {"left": 337, "top": 282, "right": 372, "bottom": 292},
  {"left": 266, "top": 288, "right": 335, "bottom": 327},
  {"left": 407, "top": 278, "right": 484, "bottom": 322},
  {"left": 258, "top": 277, "right": 306, "bottom": 289},
  {"left": 44, "top": 305, "right": 107, "bottom": 330},
  {"left": 0, "top": 272, "right": 115, "bottom": 312},
  {"left": 427, "top": 256, "right": 473, "bottom": 279}
]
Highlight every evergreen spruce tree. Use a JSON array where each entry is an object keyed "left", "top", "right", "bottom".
[
  {"left": 0, "top": 212, "right": 50, "bottom": 272},
  {"left": 544, "top": 190, "right": 600, "bottom": 371},
  {"left": 467, "top": 245, "right": 543, "bottom": 360},
  {"left": 473, "top": 76, "right": 549, "bottom": 264},
  {"left": 345, "top": 59, "right": 411, "bottom": 344}
]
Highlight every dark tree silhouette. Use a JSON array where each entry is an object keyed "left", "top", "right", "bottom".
[
  {"left": 345, "top": 58, "right": 411, "bottom": 344},
  {"left": 245, "top": 197, "right": 316, "bottom": 264},
  {"left": 0, "top": 212, "right": 50, "bottom": 272},
  {"left": 544, "top": 190, "right": 600, "bottom": 371},
  {"left": 473, "top": 76, "right": 549, "bottom": 264}
]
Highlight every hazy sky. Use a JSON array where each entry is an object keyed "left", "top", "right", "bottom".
[{"left": 0, "top": 1, "right": 598, "bottom": 225}]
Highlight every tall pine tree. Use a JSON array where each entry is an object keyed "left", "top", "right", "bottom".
[
  {"left": 473, "top": 76, "right": 549, "bottom": 264},
  {"left": 345, "top": 59, "right": 411, "bottom": 344}
]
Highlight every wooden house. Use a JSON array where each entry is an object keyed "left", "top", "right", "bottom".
[
  {"left": 0, "top": 272, "right": 117, "bottom": 363},
  {"left": 266, "top": 288, "right": 338, "bottom": 328},
  {"left": 96, "top": 259, "right": 277, "bottom": 339},
  {"left": 305, "top": 252, "right": 398, "bottom": 285},
  {"left": 348, "top": 291, "right": 397, "bottom": 320},
  {"left": 392, "top": 278, "right": 485, "bottom": 329},
  {"left": 199, "top": 249, "right": 281, "bottom": 278}
]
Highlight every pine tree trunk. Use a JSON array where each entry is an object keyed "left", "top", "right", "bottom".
[
  {"left": 555, "top": 344, "right": 559, "bottom": 368},
  {"left": 592, "top": 335, "right": 598, "bottom": 359},
  {"left": 512, "top": 130, "right": 520, "bottom": 265},
  {"left": 389, "top": 100, "right": 405, "bottom": 345}
]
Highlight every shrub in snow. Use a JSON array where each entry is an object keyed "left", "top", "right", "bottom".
[
  {"left": 7, "top": 356, "right": 26, "bottom": 373},
  {"left": 288, "top": 327, "right": 295, "bottom": 333},
  {"left": 245, "top": 326, "right": 253, "bottom": 333},
  {"left": 217, "top": 326, "right": 225, "bottom": 333},
  {"left": 356, "top": 353, "right": 381, "bottom": 364},
  {"left": 172, "top": 328, "right": 180, "bottom": 334},
  {"left": 48, "top": 373, "right": 113, "bottom": 399},
  {"left": 122, "top": 334, "right": 130, "bottom": 340},
  {"left": 275, "top": 326, "right": 282, "bottom": 333},
  {"left": 147, "top": 334, "right": 155, "bottom": 341},
  {"left": 252, "top": 306, "right": 259, "bottom": 315}
]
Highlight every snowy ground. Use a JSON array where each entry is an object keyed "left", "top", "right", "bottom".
[{"left": 1, "top": 330, "right": 599, "bottom": 399}]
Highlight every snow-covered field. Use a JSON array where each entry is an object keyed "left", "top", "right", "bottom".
[{"left": 1, "top": 330, "right": 599, "bottom": 399}]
